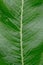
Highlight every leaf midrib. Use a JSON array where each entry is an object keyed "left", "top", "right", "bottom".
[{"left": 20, "top": 0, "right": 24, "bottom": 65}]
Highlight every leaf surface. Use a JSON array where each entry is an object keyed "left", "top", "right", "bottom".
[{"left": 0, "top": 0, "right": 43, "bottom": 65}]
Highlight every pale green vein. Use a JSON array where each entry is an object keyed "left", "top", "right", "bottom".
[{"left": 20, "top": 0, "right": 24, "bottom": 65}]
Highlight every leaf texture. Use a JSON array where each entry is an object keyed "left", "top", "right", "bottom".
[{"left": 0, "top": 0, "right": 43, "bottom": 65}]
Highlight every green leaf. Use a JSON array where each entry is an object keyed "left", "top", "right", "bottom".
[{"left": 0, "top": 0, "right": 43, "bottom": 65}]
